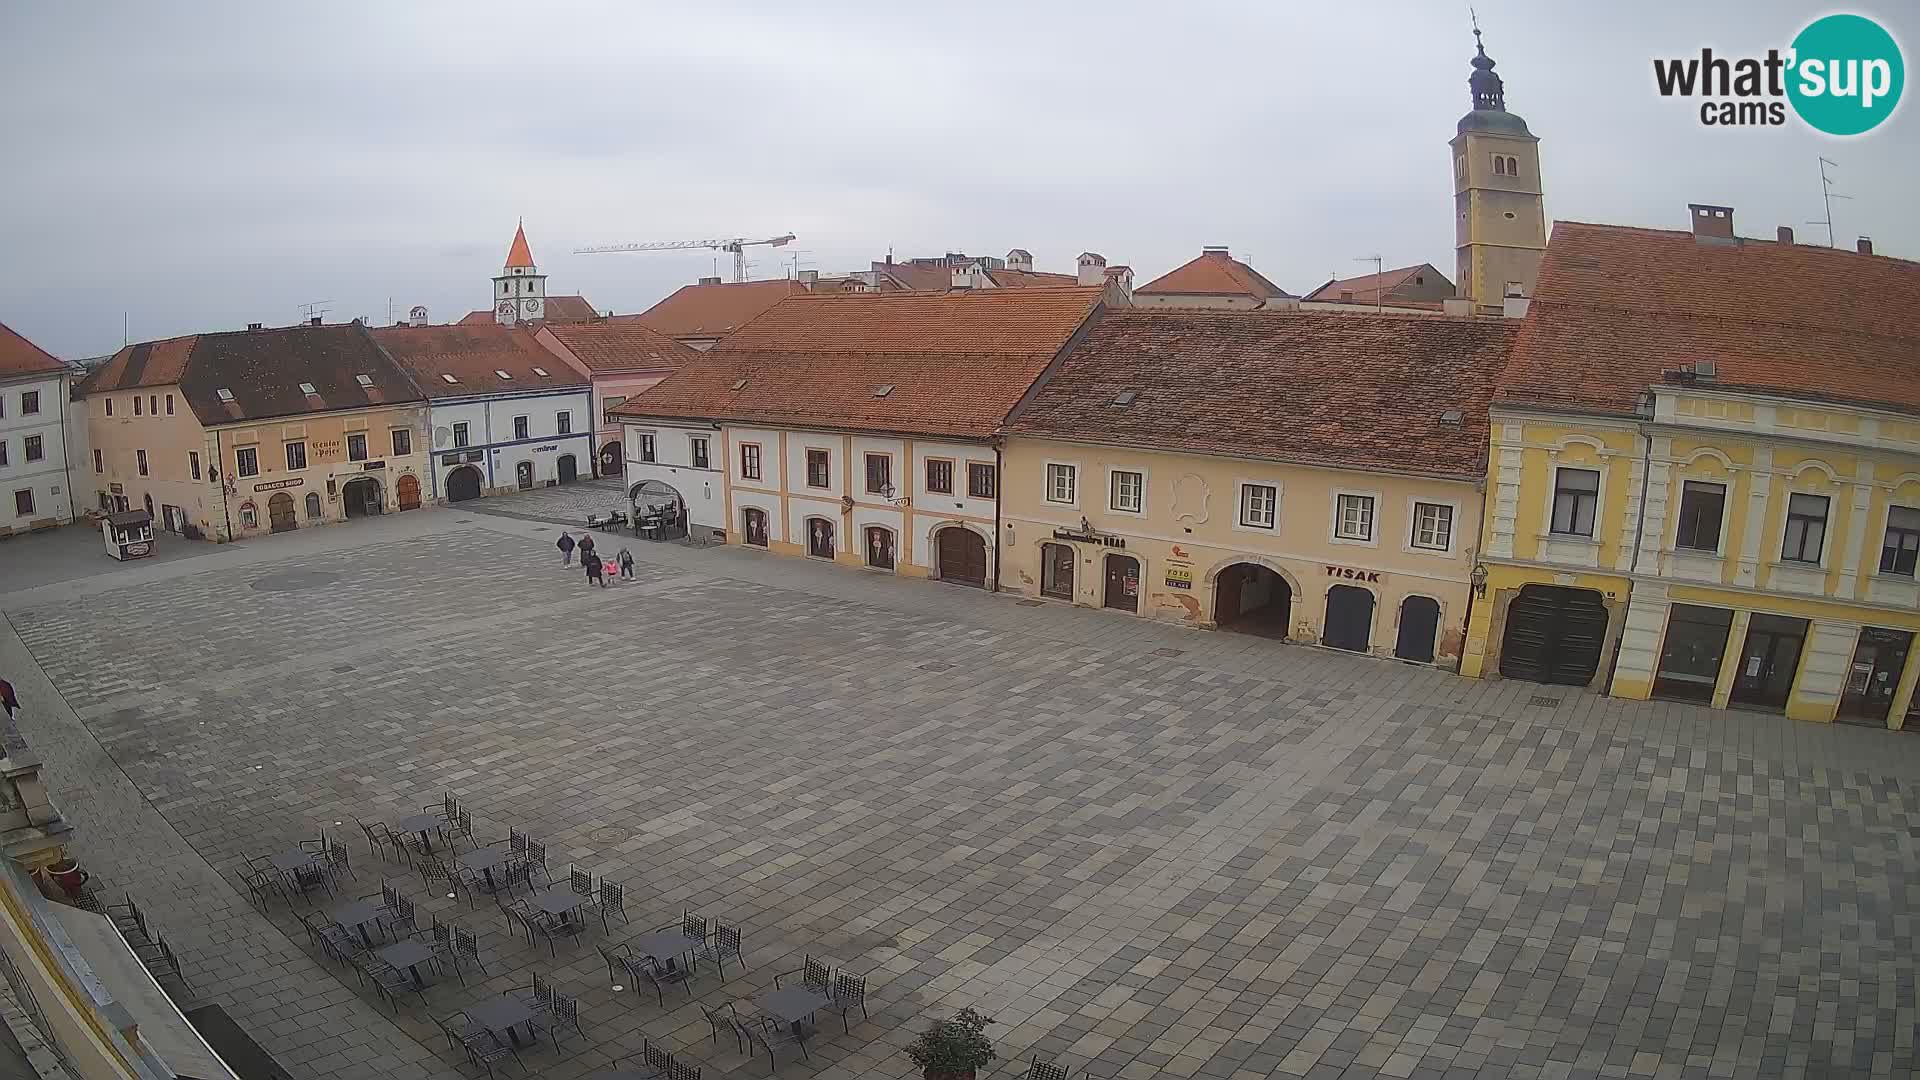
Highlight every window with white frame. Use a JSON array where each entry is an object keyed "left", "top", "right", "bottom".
[
  {"left": 1239, "top": 483, "right": 1277, "bottom": 529},
  {"left": 691, "top": 437, "right": 709, "bottom": 469},
  {"left": 740, "top": 443, "right": 761, "bottom": 480},
  {"left": 1411, "top": 502, "right": 1453, "bottom": 551},
  {"left": 1549, "top": 468, "right": 1600, "bottom": 537},
  {"left": 1045, "top": 463, "right": 1076, "bottom": 505},
  {"left": 1109, "top": 469, "right": 1144, "bottom": 513},
  {"left": 1335, "top": 493, "right": 1375, "bottom": 541},
  {"left": 1781, "top": 493, "right": 1829, "bottom": 564}
]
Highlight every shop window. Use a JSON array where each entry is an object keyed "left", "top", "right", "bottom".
[{"left": 1652, "top": 604, "right": 1733, "bottom": 703}]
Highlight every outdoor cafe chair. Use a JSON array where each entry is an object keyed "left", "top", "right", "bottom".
[
  {"left": 775, "top": 954, "right": 833, "bottom": 994},
  {"left": 369, "top": 963, "right": 427, "bottom": 1013},
  {"left": 239, "top": 868, "right": 284, "bottom": 910},
  {"left": 734, "top": 1008, "right": 809, "bottom": 1069},
  {"left": 597, "top": 879, "right": 628, "bottom": 931},
  {"left": 829, "top": 971, "right": 868, "bottom": 1032},
  {"left": 632, "top": 954, "right": 685, "bottom": 1008},
  {"left": 461, "top": 1030, "right": 522, "bottom": 1079},
  {"left": 454, "top": 924, "right": 488, "bottom": 976},
  {"left": 1021, "top": 1058, "right": 1073, "bottom": 1080},
  {"left": 355, "top": 817, "right": 399, "bottom": 863},
  {"left": 569, "top": 866, "right": 596, "bottom": 901},
  {"left": 696, "top": 921, "right": 743, "bottom": 978},
  {"left": 420, "top": 918, "right": 462, "bottom": 982},
  {"left": 519, "top": 839, "right": 550, "bottom": 886},
  {"left": 435, "top": 1011, "right": 487, "bottom": 1053},
  {"left": 326, "top": 838, "right": 354, "bottom": 884},
  {"left": 700, "top": 1002, "right": 742, "bottom": 1052}
]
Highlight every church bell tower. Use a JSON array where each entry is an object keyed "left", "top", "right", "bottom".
[
  {"left": 492, "top": 220, "right": 547, "bottom": 325},
  {"left": 1449, "top": 26, "right": 1546, "bottom": 314}
]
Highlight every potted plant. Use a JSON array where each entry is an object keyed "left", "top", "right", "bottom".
[
  {"left": 905, "top": 1007, "right": 996, "bottom": 1080},
  {"left": 44, "top": 857, "right": 87, "bottom": 897}
]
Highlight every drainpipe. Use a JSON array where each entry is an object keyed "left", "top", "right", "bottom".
[
  {"left": 58, "top": 376, "right": 76, "bottom": 524},
  {"left": 1603, "top": 417, "right": 1656, "bottom": 694},
  {"left": 991, "top": 439, "right": 1004, "bottom": 593}
]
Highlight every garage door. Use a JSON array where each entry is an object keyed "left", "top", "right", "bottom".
[
  {"left": 1499, "top": 585, "right": 1608, "bottom": 686},
  {"left": 937, "top": 527, "right": 988, "bottom": 588}
]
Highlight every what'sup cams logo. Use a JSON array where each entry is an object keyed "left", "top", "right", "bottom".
[{"left": 1654, "top": 13, "right": 1904, "bottom": 135}]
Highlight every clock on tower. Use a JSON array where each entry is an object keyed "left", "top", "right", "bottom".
[{"left": 491, "top": 220, "right": 548, "bottom": 326}]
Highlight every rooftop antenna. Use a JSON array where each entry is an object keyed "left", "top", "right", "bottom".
[
  {"left": 1808, "top": 156, "right": 1851, "bottom": 248},
  {"left": 298, "top": 300, "right": 333, "bottom": 323},
  {"left": 1354, "top": 254, "right": 1384, "bottom": 313}
]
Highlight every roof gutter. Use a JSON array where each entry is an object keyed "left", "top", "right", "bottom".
[{"left": 991, "top": 437, "right": 1004, "bottom": 594}]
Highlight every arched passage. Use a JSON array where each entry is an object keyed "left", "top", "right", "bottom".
[
  {"left": 599, "top": 441, "right": 623, "bottom": 476},
  {"left": 1213, "top": 563, "right": 1293, "bottom": 639},
  {"left": 631, "top": 480, "right": 687, "bottom": 540},
  {"left": 341, "top": 477, "right": 383, "bottom": 519},
  {"left": 446, "top": 465, "right": 483, "bottom": 503}
]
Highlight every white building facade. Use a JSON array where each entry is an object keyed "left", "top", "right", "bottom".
[
  {"left": 1, "top": 367, "right": 75, "bottom": 536},
  {"left": 428, "top": 388, "right": 594, "bottom": 501}
]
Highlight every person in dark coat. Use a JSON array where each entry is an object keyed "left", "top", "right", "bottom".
[
  {"left": 557, "top": 532, "right": 576, "bottom": 565},
  {"left": 617, "top": 548, "right": 635, "bottom": 579},
  {"left": 577, "top": 533, "right": 597, "bottom": 566},
  {"left": 585, "top": 553, "right": 608, "bottom": 588},
  {"left": 0, "top": 676, "right": 18, "bottom": 721}
]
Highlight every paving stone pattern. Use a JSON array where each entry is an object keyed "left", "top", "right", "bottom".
[{"left": 5, "top": 507, "right": 1920, "bottom": 1079}]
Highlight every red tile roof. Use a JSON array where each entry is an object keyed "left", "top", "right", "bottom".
[
  {"left": 1135, "top": 249, "right": 1293, "bottom": 299},
  {"left": 1303, "top": 264, "right": 1447, "bottom": 303},
  {"left": 1008, "top": 309, "right": 1517, "bottom": 480},
  {"left": 371, "top": 323, "right": 587, "bottom": 398},
  {"left": 614, "top": 287, "right": 1106, "bottom": 439},
  {"left": 504, "top": 221, "right": 535, "bottom": 268},
  {"left": 633, "top": 279, "right": 801, "bottom": 341},
  {"left": 1499, "top": 222, "right": 1920, "bottom": 418},
  {"left": 540, "top": 320, "right": 702, "bottom": 374},
  {"left": 85, "top": 323, "right": 422, "bottom": 425},
  {"left": 0, "top": 321, "right": 68, "bottom": 378},
  {"left": 457, "top": 294, "right": 600, "bottom": 326},
  {"left": 987, "top": 268, "right": 1079, "bottom": 288}
]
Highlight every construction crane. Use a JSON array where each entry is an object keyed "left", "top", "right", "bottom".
[{"left": 573, "top": 233, "right": 797, "bottom": 283}]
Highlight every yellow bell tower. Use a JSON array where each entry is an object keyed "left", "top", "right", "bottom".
[{"left": 1449, "top": 26, "right": 1546, "bottom": 314}]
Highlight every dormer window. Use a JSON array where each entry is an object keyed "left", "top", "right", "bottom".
[
  {"left": 873, "top": 384, "right": 895, "bottom": 398},
  {"left": 298, "top": 382, "right": 317, "bottom": 395}
]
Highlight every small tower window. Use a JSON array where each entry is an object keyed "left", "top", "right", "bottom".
[{"left": 1492, "top": 155, "right": 1506, "bottom": 176}]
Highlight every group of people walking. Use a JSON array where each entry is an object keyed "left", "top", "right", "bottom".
[{"left": 556, "top": 531, "right": 633, "bottom": 588}]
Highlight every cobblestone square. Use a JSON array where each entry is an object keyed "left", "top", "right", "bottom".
[{"left": 4, "top": 505, "right": 1919, "bottom": 1079}]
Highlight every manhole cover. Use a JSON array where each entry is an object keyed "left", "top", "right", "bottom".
[
  {"left": 1152, "top": 647, "right": 1184, "bottom": 657},
  {"left": 588, "top": 827, "right": 629, "bottom": 845},
  {"left": 1016, "top": 600, "right": 1042, "bottom": 607},
  {"left": 920, "top": 661, "right": 953, "bottom": 672},
  {"left": 1528, "top": 695, "right": 1562, "bottom": 707},
  {"left": 251, "top": 570, "right": 342, "bottom": 593},
  {"left": 332, "top": 663, "right": 356, "bottom": 674},
  {"left": 455, "top": 518, "right": 474, "bottom": 523}
]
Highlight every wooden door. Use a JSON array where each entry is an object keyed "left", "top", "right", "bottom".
[
  {"left": 1324, "top": 585, "right": 1375, "bottom": 652},
  {"left": 396, "top": 474, "right": 420, "bottom": 510},
  {"left": 743, "top": 508, "right": 768, "bottom": 547},
  {"left": 557, "top": 455, "right": 578, "bottom": 484},
  {"left": 1103, "top": 554, "right": 1139, "bottom": 612},
  {"left": 1499, "top": 585, "right": 1609, "bottom": 685},
  {"left": 936, "top": 527, "right": 987, "bottom": 587},
  {"left": 268, "top": 492, "right": 297, "bottom": 533},
  {"left": 1394, "top": 596, "right": 1441, "bottom": 663}
]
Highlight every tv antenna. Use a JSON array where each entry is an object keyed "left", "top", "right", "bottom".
[
  {"left": 1353, "top": 254, "right": 1384, "bottom": 313},
  {"left": 298, "top": 299, "right": 334, "bottom": 323},
  {"left": 1808, "top": 157, "right": 1851, "bottom": 248}
]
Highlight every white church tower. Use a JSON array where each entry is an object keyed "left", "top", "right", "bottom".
[{"left": 492, "top": 220, "right": 546, "bottom": 325}]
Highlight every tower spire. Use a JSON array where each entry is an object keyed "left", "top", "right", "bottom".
[{"left": 1468, "top": 14, "right": 1506, "bottom": 112}]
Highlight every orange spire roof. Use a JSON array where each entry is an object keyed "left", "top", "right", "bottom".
[{"left": 504, "top": 219, "right": 535, "bottom": 268}]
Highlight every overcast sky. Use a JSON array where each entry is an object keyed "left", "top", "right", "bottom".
[{"left": 3, "top": 1, "right": 1914, "bottom": 359}]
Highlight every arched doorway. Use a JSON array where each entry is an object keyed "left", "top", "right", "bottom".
[
  {"left": 599, "top": 441, "right": 623, "bottom": 477},
  {"left": 805, "top": 517, "right": 835, "bottom": 559},
  {"left": 396, "top": 474, "right": 420, "bottom": 510},
  {"left": 446, "top": 466, "right": 483, "bottom": 503},
  {"left": 631, "top": 480, "right": 687, "bottom": 540},
  {"left": 516, "top": 461, "right": 535, "bottom": 490},
  {"left": 742, "top": 507, "right": 769, "bottom": 547},
  {"left": 1324, "top": 585, "right": 1375, "bottom": 652},
  {"left": 1040, "top": 542, "right": 1075, "bottom": 600},
  {"left": 935, "top": 526, "right": 987, "bottom": 587},
  {"left": 268, "top": 492, "right": 296, "bottom": 533},
  {"left": 143, "top": 493, "right": 155, "bottom": 519},
  {"left": 557, "top": 454, "right": 579, "bottom": 484},
  {"left": 866, "top": 526, "right": 896, "bottom": 570},
  {"left": 341, "top": 477, "right": 382, "bottom": 519},
  {"left": 304, "top": 492, "right": 323, "bottom": 520},
  {"left": 1103, "top": 553, "right": 1140, "bottom": 613},
  {"left": 1395, "top": 596, "right": 1442, "bottom": 663},
  {"left": 1213, "top": 563, "right": 1292, "bottom": 638},
  {"left": 1499, "top": 585, "right": 1609, "bottom": 686}
]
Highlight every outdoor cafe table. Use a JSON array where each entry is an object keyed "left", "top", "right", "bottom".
[
  {"left": 377, "top": 940, "right": 437, "bottom": 988},
  {"left": 756, "top": 984, "right": 832, "bottom": 1037},
  {"left": 268, "top": 848, "right": 324, "bottom": 891},
  {"left": 458, "top": 846, "right": 510, "bottom": 892},
  {"left": 393, "top": 813, "right": 444, "bottom": 853},
  {"left": 628, "top": 929, "right": 705, "bottom": 975},
  {"left": 332, "top": 899, "right": 387, "bottom": 947},
  {"left": 467, "top": 992, "right": 535, "bottom": 1047}
]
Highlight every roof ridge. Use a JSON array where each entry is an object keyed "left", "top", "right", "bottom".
[{"left": 1537, "top": 296, "right": 1920, "bottom": 345}]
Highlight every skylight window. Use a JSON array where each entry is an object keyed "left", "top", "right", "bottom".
[
  {"left": 1111, "top": 390, "right": 1138, "bottom": 406},
  {"left": 1441, "top": 409, "right": 1464, "bottom": 424},
  {"left": 731, "top": 379, "right": 748, "bottom": 391},
  {"left": 215, "top": 388, "right": 235, "bottom": 403},
  {"left": 298, "top": 382, "right": 318, "bottom": 395},
  {"left": 355, "top": 374, "right": 374, "bottom": 388},
  {"left": 441, "top": 374, "right": 459, "bottom": 384},
  {"left": 532, "top": 366, "right": 550, "bottom": 377},
  {"left": 873, "top": 384, "right": 895, "bottom": 398}
]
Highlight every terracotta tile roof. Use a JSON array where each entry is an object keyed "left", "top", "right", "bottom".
[
  {"left": 0, "top": 321, "right": 68, "bottom": 378},
  {"left": 986, "top": 268, "right": 1079, "bottom": 288},
  {"left": 85, "top": 323, "right": 423, "bottom": 425},
  {"left": 504, "top": 222, "right": 535, "bottom": 268},
  {"left": 457, "top": 294, "right": 600, "bottom": 326},
  {"left": 1303, "top": 264, "right": 1448, "bottom": 303},
  {"left": 1135, "top": 249, "right": 1293, "bottom": 299},
  {"left": 540, "top": 320, "right": 702, "bottom": 374},
  {"left": 1007, "top": 309, "right": 1517, "bottom": 479},
  {"left": 614, "top": 286, "right": 1106, "bottom": 439},
  {"left": 876, "top": 264, "right": 955, "bottom": 292},
  {"left": 633, "top": 279, "right": 801, "bottom": 340},
  {"left": 1499, "top": 222, "right": 1920, "bottom": 418},
  {"left": 371, "top": 323, "right": 587, "bottom": 398}
]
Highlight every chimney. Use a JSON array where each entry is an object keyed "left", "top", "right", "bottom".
[
  {"left": 951, "top": 266, "right": 974, "bottom": 290},
  {"left": 697, "top": 275, "right": 722, "bottom": 285},
  {"left": 797, "top": 269, "right": 818, "bottom": 286},
  {"left": 247, "top": 322, "right": 264, "bottom": 331},
  {"left": 1202, "top": 245, "right": 1231, "bottom": 257},
  {"left": 1688, "top": 203, "right": 1736, "bottom": 245},
  {"left": 1076, "top": 251, "right": 1107, "bottom": 287},
  {"left": 308, "top": 316, "right": 323, "bottom": 326},
  {"left": 1777, "top": 226, "right": 1795, "bottom": 245},
  {"left": 1103, "top": 265, "right": 1133, "bottom": 304},
  {"left": 1442, "top": 297, "right": 1473, "bottom": 317},
  {"left": 1858, "top": 236, "right": 1874, "bottom": 256}
]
